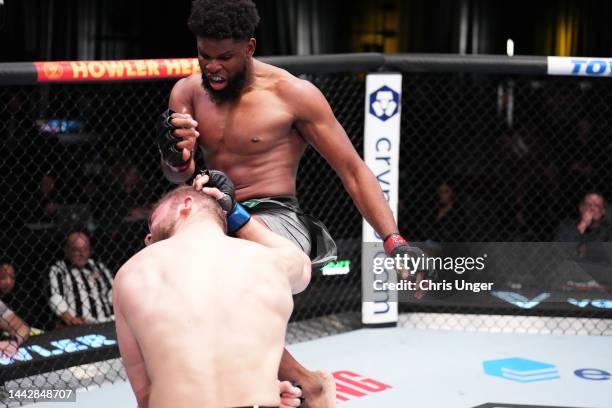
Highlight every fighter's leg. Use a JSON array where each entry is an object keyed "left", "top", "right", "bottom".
[{"left": 252, "top": 214, "right": 336, "bottom": 407}]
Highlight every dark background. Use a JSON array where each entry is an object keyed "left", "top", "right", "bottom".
[{"left": 1, "top": 0, "right": 612, "bottom": 62}]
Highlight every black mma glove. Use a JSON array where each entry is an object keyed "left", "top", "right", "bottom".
[
  {"left": 383, "top": 233, "right": 425, "bottom": 276},
  {"left": 199, "top": 170, "right": 251, "bottom": 234},
  {"left": 157, "top": 109, "right": 192, "bottom": 171}
]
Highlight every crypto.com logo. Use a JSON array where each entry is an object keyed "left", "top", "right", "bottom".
[
  {"left": 369, "top": 86, "right": 400, "bottom": 121},
  {"left": 483, "top": 357, "right": 560, "bottom": 383}
]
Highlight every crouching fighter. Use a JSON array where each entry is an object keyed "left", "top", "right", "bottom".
[{"left": 114, "top": 176, "right": 309, "bottom": 407}]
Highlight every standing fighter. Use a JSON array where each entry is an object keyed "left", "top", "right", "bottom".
[
  {"left": 114, "top": 181, "right": 308, "bottom": 408},
  {"left": 157, "top": 0, "right": 421, "bottom": 405}
]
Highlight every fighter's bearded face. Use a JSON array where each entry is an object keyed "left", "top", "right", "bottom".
[{"left": 196, "top": 37, "right": 255, "bottom": 104}]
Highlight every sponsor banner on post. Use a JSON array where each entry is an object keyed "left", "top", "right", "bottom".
[
  {"left": 547, "top": 56, "right": 612, "bottom": 77},
  {"left": 33, "top": 58, "right": 201, "bottom": 82},
  {"left": 362, "top": 73, "right": 402, "bottom": 325}
]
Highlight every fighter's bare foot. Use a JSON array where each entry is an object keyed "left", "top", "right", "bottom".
[{"left": 301, "top": 371, "right": 336, "bottom": 408}]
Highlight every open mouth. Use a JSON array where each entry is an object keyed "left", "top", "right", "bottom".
[{"left": 207, "top": 74, "right": 227, "bottom": 90}]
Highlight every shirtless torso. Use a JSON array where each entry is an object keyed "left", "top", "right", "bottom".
[
  {"left": 191, "top": 61, "right": 306, "bottom": 200},
  {"left": 167, "top": 57, "right": 357, "bottom": 203},
  {"left": 114, "top": 226, "right": 297, "bottom": 407}
]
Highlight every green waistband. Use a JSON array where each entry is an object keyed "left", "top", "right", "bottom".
[{"left": 241, "top": 196, "right": 299, "bottom": 209}]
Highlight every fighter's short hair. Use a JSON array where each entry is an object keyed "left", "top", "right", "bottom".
[
  {"left": 187, "top": 0, "right": 260, "bottom": 41},
  {"left": 151, "top": 185, "right": 226, "bottom": 230}
]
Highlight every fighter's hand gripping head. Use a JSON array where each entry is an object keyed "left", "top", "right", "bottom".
[
  {"left": 194, "top": 169, "right": 311, "bottom": 294},
  {"left": 194, "top": 170, "right": 251, "bottom": 234}
]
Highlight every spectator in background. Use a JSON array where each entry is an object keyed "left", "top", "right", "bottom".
[
  {"left": 0, "top": 263, "right": 30, "bottom": 358},
  {"left": 568, "top": 119, "right": 597, "bottom": 181},
  {"left": 95, "top": 164, "right": 150, "bottom": 221},
  {"left": 503, "top": 189, "right": 538, "bottom": 242},
  {"left": 423, "top": 181, "right": 467, "bottom": 242},
  {"left": 92, "top": 164, "right": 153, "bottom": 270},
  {"left": 555, "top": 192, "right": 612, "bottom": 288},
  {"left": 0, "top": 262, "right": 49, "bottom": 333},
  {"left": 556, "top": 192, "right": 611, "bottom": 242},
  {"left": 117, "top": 164, "right": 150, "bottom": 220},
  {"left": 49, "top": 231, "right": 114, "bottom": 327},
  {"left": 558, "top": 119, "right": 604, "bottom": 213},
  {"left": 0, "top": 299, "right": 30, "bottom": 358},
  {"left": 29, "top": 172, "right": 64, "bottom": 223},
  {"left": 0, "top": 263, "right": 16, "bottom": 298}
]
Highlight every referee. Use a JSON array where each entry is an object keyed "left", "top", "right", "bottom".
[{"left": 48, "top": 231, "right": 114, "bottom": 326}]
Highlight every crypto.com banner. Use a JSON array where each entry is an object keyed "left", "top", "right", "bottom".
[{"left": 362, "top": 73, "right": 402, "bottom": 326}]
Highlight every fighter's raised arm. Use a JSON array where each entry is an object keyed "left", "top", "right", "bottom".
[
  {"left": 159, "top": 77, "right": 199, "bottom": 184},
  {"left": 286, "top": 78, "right": 399, "bottom": 239},
  {"left": 285, "top": 77, "right": 424, "bottom": 270}
]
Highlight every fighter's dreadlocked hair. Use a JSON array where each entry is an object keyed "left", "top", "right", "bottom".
[{"left": 188, "top": 0, "right": 260, "bottom": 41}]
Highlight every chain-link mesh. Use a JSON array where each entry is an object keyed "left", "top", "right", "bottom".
[
  {"left": 396, "top": 74, "right": 612, "bottom": 332},
  {"left": 0, "top": 68, "right": 611, "bottom": 402},
  {"left": 399, "top": 74, "right": 612, "bottom": 242},
  {"left": 0, "top": 76, "right": 365, "bottom": 403}
]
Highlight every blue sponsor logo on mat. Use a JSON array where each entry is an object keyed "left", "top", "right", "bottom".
[
  {"left": 483, "top": 357, "right": 560, "bottom": 383},
  {"left": 490, "top": 291, "right": 550, "bottom": 309}
]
